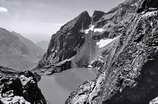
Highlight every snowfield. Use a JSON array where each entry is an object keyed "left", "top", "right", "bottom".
[
  {"left": 83, "top": 25, "right": 105, "bottom": 34},
  {"left": 96, "top": 36, "right": 120, "bottom": 48}
]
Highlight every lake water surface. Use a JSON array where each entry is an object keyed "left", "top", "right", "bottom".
[{"left": 39, "top": 68, "right": 96, "bottom": 104}]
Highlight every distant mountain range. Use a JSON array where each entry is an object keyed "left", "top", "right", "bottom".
[
  {"left": 36, "top": 40, "right": 49, "bottom": 50},
  {"left": 0, "top": 28, "right": 44, "bottom": 71}
]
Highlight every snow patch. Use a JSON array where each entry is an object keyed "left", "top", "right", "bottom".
[
  {"left": 83, "top": 25, "right": 104, "bottom": 34},
  {"left": 96, "top": 38, "right": 114, "bottom": 48},
  {"left": 94, "top": 28, "right": 104, "bottom": 33},
  {"left": 84, "top": 25, "right": 95, "bottom": 34},
  {"left": 142, "top": 11, "right": 158, "bottom": 17},
  {"left": 96, "top": 36, "right": 119, "bottom": 48}
]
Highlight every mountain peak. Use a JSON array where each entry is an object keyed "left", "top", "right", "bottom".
[
  {"left": 92, "top": 10, "right": 105, "bottom": 23},
  {"left": 59, "top": 10, "right": 91, "bottom": 32},
  {"left": 79, "top": 11, "right": 89, "bottom": 17}
]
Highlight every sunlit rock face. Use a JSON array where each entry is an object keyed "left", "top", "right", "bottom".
[
  {"left": 150, "top": 97, "right": 158, "bottom": 104},
  {"left": 0, "top": 68, "right": 46, "bottom": 104}
]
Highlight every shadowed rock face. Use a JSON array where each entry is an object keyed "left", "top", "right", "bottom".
[
  {"left": 137, "top": 0, "right": 158, "bottom": 13},
  {"left": 36, "top": 11, "right": 91, "bottom": 72},
  {"left": 92, "top": 11, "right": 105, "bottom": 23}
]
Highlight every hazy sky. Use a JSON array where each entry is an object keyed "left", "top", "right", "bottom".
[{"left": 0, "top": 0, "right": 124, "bottom": 42}]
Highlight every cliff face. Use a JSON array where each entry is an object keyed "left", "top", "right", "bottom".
[
  {"left": 36, "top": 0, "right": 158, "bottom": 104},
  {"left": 36, "top": 11, "right": 92, "bottom": 73}
]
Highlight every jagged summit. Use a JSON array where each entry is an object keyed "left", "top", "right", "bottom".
[
  {"left": 59, "top": 11, "right": 91, "bottom": 32},
  {"left": 92, "top": 10, "right": 105, "bottom": 23}
]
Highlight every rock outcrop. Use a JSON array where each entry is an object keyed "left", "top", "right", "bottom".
[
  {"left": 150, "top": 97, "right": 158, "bottom": 104},
  {"left": 0, "top": 68, "right": 46, "bottom": 104}
]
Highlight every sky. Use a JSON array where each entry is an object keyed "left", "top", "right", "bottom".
[{"left": 0, "top": 0, "right": 124, "bottom": 42}]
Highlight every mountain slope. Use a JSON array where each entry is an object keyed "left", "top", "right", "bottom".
[
  {"left": 65, "top": 0, "right": 158, "bottom": 104},
  {"left": 0, "top": 28, "right": 44, "bottom": 71}
]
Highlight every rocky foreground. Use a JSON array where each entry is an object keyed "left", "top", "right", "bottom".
[{"left": 0, "top": 66, "right": 46, "bottom": 104}]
